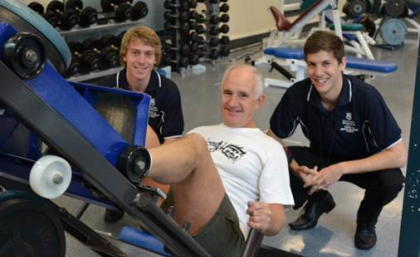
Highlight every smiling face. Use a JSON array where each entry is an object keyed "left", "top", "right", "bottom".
[
  {"left": 123, "top": 38, "right": 156, "bottom": 90},
  {"left": 220, "top": 66, "right": 265, "bottom": 128},
  {"left": 306, "top": 50, "right": 346, "bottom": 100}
]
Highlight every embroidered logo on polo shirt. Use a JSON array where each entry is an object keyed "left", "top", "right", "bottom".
[
  {"left": 340, "top": 112, "right": 359, "bottom": 133},
  {"left": 208, "top": 140, "right": 246, "bottom": 163},
  {"left": 149, "top": 98, "right": 160, "bottom": 118}
]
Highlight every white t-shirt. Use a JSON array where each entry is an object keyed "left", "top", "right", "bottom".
[{"left": 190, "top": 123, "right": 294, "bottom": 238}]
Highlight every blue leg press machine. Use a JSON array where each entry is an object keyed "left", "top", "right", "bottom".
[{"left": 260, "top": 47, "right": 398, "bottom": 88}]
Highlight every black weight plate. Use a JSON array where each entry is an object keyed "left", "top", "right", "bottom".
[
  {"left": 28, "top": 2, "right": 44, "bottom": 15},
  {"left": 46, "top": 0, "right": 64, "bottom": 12},
  {"left": 66, "top": 0, "right": 83, "bottom": 10},
  {"left": 0, "top": 196, "right": 65, "bottom": 257},
  {"left": 79, "top": 7, "right": 98, "bottom": 27},
  {"left": 348, "top": 0, "right": 367, "bottom": 17},
  {"left": 384, "top": 0, "right": 405, "bottom": 17},
  {"left": 60, "top": 8, "right": 80, "bottom": 30},
  {"left": 132, "top": 1, "right": 148, "bottom": 20}
]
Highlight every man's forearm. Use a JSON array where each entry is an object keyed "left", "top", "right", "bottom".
[
  {"left": 338, "top": 140, "right": 407, "bottom": 175},
  {"left": 264, "top": 204, "right": 286, "bottom": 236}
]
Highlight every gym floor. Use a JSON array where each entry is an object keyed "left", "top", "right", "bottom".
[{"left": 56, "top": 32, "right": 419, "bottom": 257}]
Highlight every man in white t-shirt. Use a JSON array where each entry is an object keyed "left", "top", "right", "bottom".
[{"left": 123, "top": 64, "right": 294, "bottom": 257}]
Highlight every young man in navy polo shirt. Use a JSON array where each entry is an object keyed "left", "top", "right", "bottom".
[
  {"left": 268, "top": 31, "right": 407, "bottom": 250},
  {"left": 98, "top": 26, "right": 184, "bottom": 222}
]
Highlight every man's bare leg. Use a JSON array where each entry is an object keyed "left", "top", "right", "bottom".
[
  {"left": 147, "top": 133, "right": 225, "bottom": 236},
  {"left": 143, "top": 126, "right": 170, "bottom": 206}
]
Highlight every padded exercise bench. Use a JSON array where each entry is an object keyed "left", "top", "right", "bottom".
[{"left": 262, "top": 47, "right": 398, "bottom": 88}]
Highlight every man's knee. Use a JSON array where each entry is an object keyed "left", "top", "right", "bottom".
[
  {"left": 377, "top": 168, "right": 405, "bottom": 198},
  {"left": 186, "top": 133, "right": 209, "bottom": 163}
]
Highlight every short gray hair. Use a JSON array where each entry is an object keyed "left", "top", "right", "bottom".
[{"left": 221, "top": 64, "right": 264, "bottom": 99}]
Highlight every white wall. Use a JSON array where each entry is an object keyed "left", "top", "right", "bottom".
[{"left": 225, "top": 0, "right": 279, "bottom": 40}]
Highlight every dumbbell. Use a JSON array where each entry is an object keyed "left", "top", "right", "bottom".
[
  {"left": 46, "top": 1, "right": 80, "bottom": 30},
  {"left": 100, "top": 34, "right": 123, "bottom": 50},
  {"left": 199, "top": 46, "right": 220, "bottom": 60},
  {"left": 161, "top": 48, "right": 172, "bottom": 66},
  {"left": 161, "top": 43, "right": 194, "bottom": 67},
  {"left": 66, "top": 0, "right": 98, "bottom": 28},
  {"left": 196, "top": 13, "right": 206, "bottom": 23},
  {"left": 220, "top": 46, "right": 230, "bottom": 57},
  {"left": 164, "top": 0, "right": 190, "bottom": 11},
  {"left": 81, "top": 38, "right": 119, "bottom": 70},
  {"left": 189, "top": 20, "right": 198, "bottom": 30},
  {"left": 188, "top": 52, "right": 200, "bottom": 65},
  {"left": 208, "top": 37, "right": 220, "bottom": 47},
  {"left": 131, "top": 1, "right": 149, "bottom": 20},
  {"left": 189, "top": 0, "right": 198, "bottom": 9},
  {"left": 68, "top": 41, "right": 100, "bottom": 74},
  {"left": 167, "top": 44, "right": 191, "bottom": 55},
  {"left": 164, "top": 10, "right": 190, "bottom": 22},
  {"left": 164, "top": 21, "right": 190, "bottom": 32},
  {"left": 166, "top": 53, "right": 190, "bottom": 68},
  {"left": 101, "top": 0, "right": 133, "bottom": 22},
  {"left": 196, "top": 25, "right": 220, "bottom": 35},
  {"left": 189, "top": 10, "right": 199, "bottom": 20},
  {"left": 65, "top": 51, "right": 80, "bottom": 78},
  {"left": 220, "top": 35, "right": 230, "bottom": 45},
  {"left": 219, "top": 3, "right": 229, "bottom": 13},
  {"left": 209, "top": 15, "right": 220, "bottom": 25},
  {"left": 28, "top": 2, "right": 44, "bottom": 15},
  {"left": 119, "top": 0, "right": 149, "bottom": 20},
  {"left": 220, "top": 24, "right": 230, "bottom": 34},
  {"left": 189, "top": 31, "right": 206, "bottom": 45},
  {"left": 220, "top": 13, "right": 230, "bottom": 23}
]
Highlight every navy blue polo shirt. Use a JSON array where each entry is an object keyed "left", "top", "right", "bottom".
[
  {"left": 270, "top": 75, "right": 402, "bottom": 161},
  {"left": 97, "top": 69, "right": 184, "bottom": 143}
]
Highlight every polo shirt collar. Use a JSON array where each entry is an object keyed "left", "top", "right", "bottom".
[
  {"left": 118, "top": 68, "right": 160, "bottom": 93},
  {"left": 306, "top": 74, "right": 352, "bottom": 109}
]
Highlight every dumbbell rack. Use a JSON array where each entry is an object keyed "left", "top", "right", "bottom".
[
  {"left": 163, "top": 0, "right": 198, "bottom": 73},
  {"left": 162, "top": 0, "right": 231, "bottom": 73}
]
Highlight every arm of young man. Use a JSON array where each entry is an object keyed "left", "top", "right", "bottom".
[
  {"left": 306, "top": 140, "right": 407, "bottom": 194},
  {"left": 247, "top": 202, "right": 285, "bottom": 236}
]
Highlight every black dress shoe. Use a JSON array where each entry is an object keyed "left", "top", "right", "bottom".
[
  {"left": 355, "top": 224, "right": 377, "bottom": 250},
  {"left": 289, "top": 191, "right": 336, "bottom": 230},
  {"left": 104, "top": 209, "right": 124, "bottom": 223}
]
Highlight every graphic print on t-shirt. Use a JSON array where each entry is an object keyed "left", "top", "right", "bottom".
[{"left": 208, "top": 139, "right": 246, "bottom": 163}]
